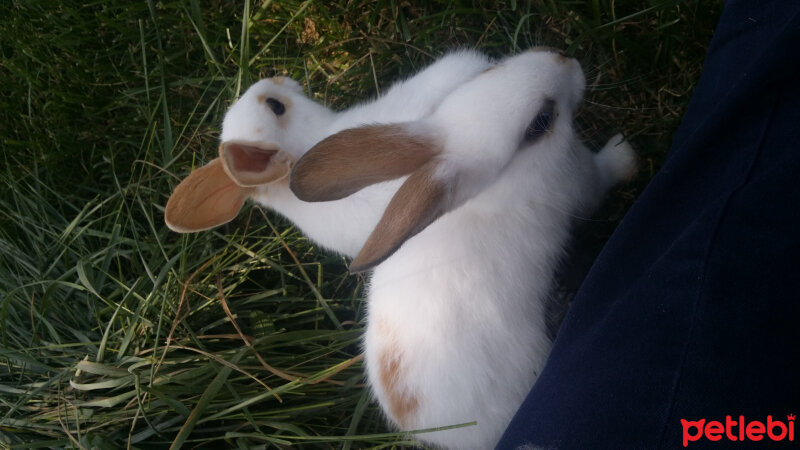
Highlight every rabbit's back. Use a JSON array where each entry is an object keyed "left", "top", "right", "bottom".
[
  {"left": 330, "top": 50, "right": 491, "bottom": 133},
  {"left": 364, "top": 136, "right": 610, "bottom": 449}
]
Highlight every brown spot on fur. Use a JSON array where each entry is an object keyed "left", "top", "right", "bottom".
[
  {"left": 257, "top": 94, "right": 266, "bottom": 103},
  {"left": 270, "top": 76, "right": 287, "bottom": 85},
  {"left": 376, "top": 319, "right": 418, "bottom": 427},
  {"left": 290, "top": 124, "right": 438, "bottom": 202}
]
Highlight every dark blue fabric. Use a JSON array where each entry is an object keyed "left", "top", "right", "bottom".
[{"left": 498, "top": 1, "right": 800, "bottom": 448}]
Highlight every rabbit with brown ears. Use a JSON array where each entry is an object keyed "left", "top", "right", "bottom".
[
  {"left": 164, "top": 49, "right": 491, "bottom": 258},
  {"left": 290, "top": 47, "right": 636, "bottom": 449}
]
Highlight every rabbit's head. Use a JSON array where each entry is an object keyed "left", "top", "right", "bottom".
[
  {"left": 219, "top": 77, "right": 334, "bottom": 186},
  {"left": 291, "top": 48, "right": 586, "bottom": 272},
  {"left": 164, "top": 77, "right": 333, "bottom": 233}
]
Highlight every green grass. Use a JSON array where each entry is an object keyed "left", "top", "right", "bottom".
[{"left": 1, "top": 0, "right": 722, "bottom": 448}]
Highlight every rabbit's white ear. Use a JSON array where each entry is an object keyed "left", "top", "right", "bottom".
[
  {"left": 290, "top": 124, "right": 438, "bottom": 202},
  {"left": 164, "top": 157, "right": 253, "bottom": 232},
  {"left": 348, "top": 160, "right": 451, "bottom": 273},
  {"left": 220, "top": 141, "right": 296, "bottom": 187}
]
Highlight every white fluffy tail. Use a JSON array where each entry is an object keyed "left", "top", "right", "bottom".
[{"left": 594, "top": 133, "right": 637, "bottom": 191}]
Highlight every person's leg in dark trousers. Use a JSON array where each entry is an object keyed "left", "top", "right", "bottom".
[{"left": 497, "top": 1, "right": 800, "bottom": 448}]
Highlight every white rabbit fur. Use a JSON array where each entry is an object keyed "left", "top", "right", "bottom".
[
  {"left": 165, "top": 49, "right": 491, "bottom": 259},
  {"left": 291, "top": 48, "right": 636, "bottom": 449},
  {"left": 365, "top": 135, "right": 632, "bottom": 450}
]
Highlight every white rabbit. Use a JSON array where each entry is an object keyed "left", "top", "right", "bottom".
[
  {"left": 164, "top": 49, "right": 491, "bottom": 258},
  {"left": 290, "top": 48, "right": 637, "bottom": 449}
]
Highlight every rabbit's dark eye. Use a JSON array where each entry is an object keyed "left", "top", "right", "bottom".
[
  {"left": 525, "top": 99, "right": 555, "bottom": 141},
  {"left": 266, "top": 97, "right": 286, "bottom": 116}
]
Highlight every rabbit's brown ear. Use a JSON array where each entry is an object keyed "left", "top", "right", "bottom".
[
  {"left": 220, "top": 141, "right": 295, "bottom": 187},
  {"left": 349, "top": 161, "right": 451, "bottom": 273},
  {"left": 165, "top": 158, "right": 253, "bottom": 232},
  {"left": 290, "top": 124, "right": 438, "bottom": 202}
]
